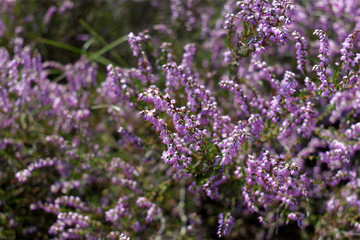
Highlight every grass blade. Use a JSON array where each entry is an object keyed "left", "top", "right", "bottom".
[
  {"left": 37, "top": 37, "right": 114, "bottom": 66},
  {"left": 79, "top": 19, "right": 128, "bottom": 67},
  {"left": 89, "top": 35, "right": 128, "bottom": 61},
  {"left": 79, "top": 19, "right": 108, "bottom": 46}
]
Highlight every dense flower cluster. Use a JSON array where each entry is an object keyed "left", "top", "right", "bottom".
[{"left": 1, "top": 0, "right": 360, "bottom": 239}]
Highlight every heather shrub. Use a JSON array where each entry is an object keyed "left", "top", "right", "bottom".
[{"left": 1, "top": 0, "right": 360, "bottom": 239}]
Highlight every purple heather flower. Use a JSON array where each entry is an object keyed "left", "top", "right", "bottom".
[
  {"left": 119, "top": 233, "right": 130, "bottom": 240},
  {"left": 217, "top": 126, "right": 250, "bottom": 166},
  {"left": 235, "top": 0, "right": 295, "bottom": 51},
  {"left": 49, "top": 212, "right": 90, "bottom": 236},
  {"left": 43, "top": 6, "right": 57, "bottom": 25},
  {"left": 128, "top": 31, "right": 154, "bottom": 82},
  {"left": 340, "top": 29, "right": 360, "bottom": 71},
  {"left": 314, "top": 29, "right": 330, "bottom": 67},
  {"left": 0, "top": 19, "right": 5, "bottom": 37},
  {"left": 16, "top": 158, "right": 61, "bottom": 183},
  {"left": 292, "top": 31, "right": 308, "bottom": 73},
  {"left": 105, "top": 197, "right": 129, "bottom": 223},
  {"left": 58, "top": 0, "right": 74, "bottom": 14},
  {"left": 203, "top": 172, "right": 229, "bottom": 200}
]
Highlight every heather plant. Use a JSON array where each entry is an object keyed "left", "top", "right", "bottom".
[{"left": 1, "top": 0, "right": 360, "bottom": 239}]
